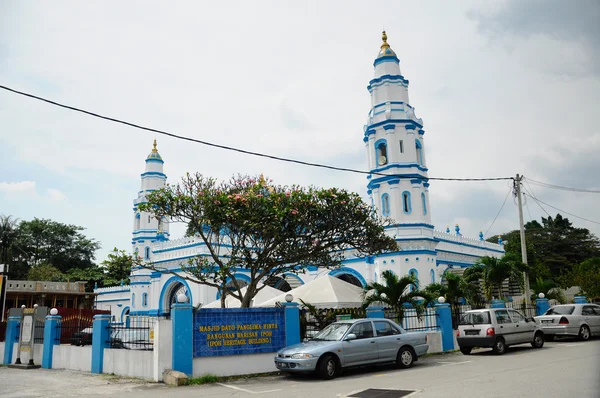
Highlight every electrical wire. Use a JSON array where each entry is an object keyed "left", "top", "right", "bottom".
[
  {"left": 522, "top": 192, "right": 600, "bottom": 225},
  {"left": 0, "top": 84, "right": 513, "bottom": 182},
  {"left": 523, "top": 180, "right": 551, "bottom": 217},
  {"left": 483, "top": 185, "right": 513, "bottom": 238},
  {"left": 524, "top": 177, "right": 600, "bottom": 194}
]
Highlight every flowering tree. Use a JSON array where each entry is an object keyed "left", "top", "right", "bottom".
[{"left": 137, "top": 172, "right": 397, "bottom": 308}]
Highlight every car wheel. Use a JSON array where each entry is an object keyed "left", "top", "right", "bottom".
[
  {"left": 317, "top": 354, "right": 338, "bottom": 380},
  {"left": 544, "top": 335, "right": 554, "bottom": 342},
  {"left": 492, "top": 337, "right": 506, "bottom": 355},
  {"left": 460, "top": 347, "right": 472, "bottom": 355},
  {"left": 578, "top": 325, "right": 591, "bottom": 341},
  {"left": 396, "top": 347, "right": 414, "bottom": 369},
  {"left": 531, "top": 332, "right": 544, "bottom": 348}
]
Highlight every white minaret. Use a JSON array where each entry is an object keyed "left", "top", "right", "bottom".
[
  {"left": 132, "top": 139, "right": 170, "bottom": 259},
  {"left": 365, "top": 31, "right": 432, "bottom": 227}
]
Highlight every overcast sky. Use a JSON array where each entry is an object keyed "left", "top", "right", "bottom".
[{"left": 1, "top": 0, "right": 599, "bottom": 263}]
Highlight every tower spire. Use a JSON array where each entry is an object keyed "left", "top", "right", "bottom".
[
  {"left": 152, "top": 139, "right": 158, "bottom": 153},
  {"left": 381, "top": 30, "right": 390, "bottom": 51}
]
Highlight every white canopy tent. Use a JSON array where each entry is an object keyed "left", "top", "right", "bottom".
[
  {"left": 202, "top": 285, "right": 283, "bottom": 308},
  {"left": 257, "top": 275, "right": 365, "bottom": 309}
]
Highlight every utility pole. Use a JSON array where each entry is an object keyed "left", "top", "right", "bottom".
[{"left": 515, "top": 174, "right": 532, "bottom": 305}]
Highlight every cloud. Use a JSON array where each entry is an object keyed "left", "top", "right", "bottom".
[
  {"left": 47, "top": 188, "right": 67, "bottom": 201},
  {"left": 0, "top": 181, "right": 36, "bottom": 196}
]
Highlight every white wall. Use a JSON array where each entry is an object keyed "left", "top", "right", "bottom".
[
  {"left": 153, "top": 319, "right": 172, "bottom": 382},
  {"left": 7, "top": 343, "right": 43, "bottom": 365},
  {"left": 0, "top": 341, "right": 4, "bottom": 362},
  {"left": 103, "top": 348, "right": 154, "bottom": 380},
  {"left": 193, "top": 352, "right": 276, "bottom": 377},
  {"left": 425, "top": 331, "right": 443, "bottom": 354},
  {"left": 53, "top": 345, "right": 92, "bottom": 372}
]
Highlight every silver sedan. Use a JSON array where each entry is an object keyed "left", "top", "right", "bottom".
[
  {"left": 534, "top": 303, "right": 600, "bottom": 341},
  {"left": 274, "top": 318, "right": 429, "bottom": 379}
]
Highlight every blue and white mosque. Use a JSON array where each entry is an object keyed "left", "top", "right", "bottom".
[{"left": 95, "top": 32, "right": 504, "bottom": 321}]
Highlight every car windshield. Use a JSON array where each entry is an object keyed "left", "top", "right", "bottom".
[
  {"left": 311, "top": 323, "right": 351, "bottom": 341},
  {"left": 460, "top": 311, "right": 491, "bottom": 325},
  {"left": 545, "top": 306, "right": 575, "bottom": 315}
]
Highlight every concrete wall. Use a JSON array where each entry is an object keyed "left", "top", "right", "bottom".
[
  {"left": 425, "top": 331, "right": 443, "bottom": 354},
  {"left": 153, "top": 319, "right": 172, "bottom": 381},
  {"left": 103, "top": 348, "right": 154, "bottom": 380},
  {"left": 6, "top": 343, "right": 44, "bottom": 364},
  {"left": 53, "top": 345, "right": 92, "bottom": 372},
  {"left": 193, "top": 352, "right": 276, "bottom": 377},
  {"left": 0, "top": 342, "right": 4, "bottom": 361}
]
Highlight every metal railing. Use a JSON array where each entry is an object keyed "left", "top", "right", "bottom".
[
  {"left": 384, "top": 307, "right": 440, "bottom": 332},
  {"left": 300, "top": 307, "right": 366, "bottom": 340},
  {"left": 107, "top": 316, "right": 156, "bottom": 351}
]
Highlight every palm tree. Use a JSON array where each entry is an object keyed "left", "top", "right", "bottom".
[
  {"left": 362, "top": 270, "right": 425, "bottom": 324},
  {"left": 464, "top": 253, "right": 525, "bottom": 302},
  {"left": 530, "top": 277, "right": 566, "bottom": 304},
  {"left": 424, "top": 272, "right": 483, "bottom": 307},
  {"left": 0, "top": 215, "right": 20, "bottom": 265}
]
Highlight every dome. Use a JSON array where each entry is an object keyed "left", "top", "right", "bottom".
[
  {"left": 147, "top": 139, "right": 163, "bottom": 161},
  {"left": 376, "top": 31, "right": 398, "bottom": 60}
]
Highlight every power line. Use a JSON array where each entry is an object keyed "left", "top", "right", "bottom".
[
  {"left": 484, "top": 185, "right": 513, "bottom": 238},
  {"left": 523, "top": 180, "right": 551, "bottom": 217},
  {"left": 524, "top": 177, "right": 600, "bottom": 194},
  {"left": 522, "top": 192, "right": 600, "bottom": 225},
  {"left": 0, "top": 84, "right": 513, "bottom": 183}
]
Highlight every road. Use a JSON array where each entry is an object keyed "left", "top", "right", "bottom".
[{"left": 1, "top": 339, "right": 599, "bottom": 397}]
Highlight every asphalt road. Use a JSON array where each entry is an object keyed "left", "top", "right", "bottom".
[{"left": 1, "top": 339, "right": 599, "bottom": 398}]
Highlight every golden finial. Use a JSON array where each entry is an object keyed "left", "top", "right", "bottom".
[
  {"left": 381, "top": 30, "right": 390, "bottom": 50},
  {"left": 152, "top": 139, "right": 158, "bottom": 153}
]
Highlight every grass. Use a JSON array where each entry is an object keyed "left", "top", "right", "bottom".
[{"left": 186, "top": 371, "right": 282, "bottom": 385}]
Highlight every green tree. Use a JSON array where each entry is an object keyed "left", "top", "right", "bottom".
[
  {"left": 424, "top": 272, "right": 483, "bottom": 307},
  {"left": 138, "top": 173, "right": 397, "bottom": 308},
  {"left": 361, "top": 270, "right": 425, "bottom": 324},
  {"left": 13, "top": 218, "right": 101, "bottom": 275},
  {"left": 529, "top": 277, "right": 566, "bottom": 304},
  {"left": 101, "top": 248, "right": 132, "bottom": 286},
  {"left": 26, "top": 263, "right": 65, "bottom": 282},
  {"left": 464, "top": 253, "right": 525, "bottom": 301},
  {"left": 570, "top": 258, "right": 600, "bottom": 299},
  {"left": 0, "top": 215, "right": 20, "bottom": 266},
  {"left": 64, "top": 265, "right": 106, "bottom": 291},
  {"left": 488, "top": 214, "right": 600, "bottom": 286}
]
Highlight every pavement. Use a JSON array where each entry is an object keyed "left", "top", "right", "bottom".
[{"left": 1, "top": 339, "right": 599, "bottom": 398}]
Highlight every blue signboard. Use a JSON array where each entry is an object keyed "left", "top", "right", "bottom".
[{"left": 193, "top": 307, "right": 286, "bottom": 357}]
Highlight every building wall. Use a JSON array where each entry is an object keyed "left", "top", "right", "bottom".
[
  {"left": 103, "top": 348, "right": 154, "bottom": 380},
  {"left": 53, "top": 345, "right": 92, "bottom": 372},
  {"left": 193, "top": 352, "right": 276, "bottom": 377}
]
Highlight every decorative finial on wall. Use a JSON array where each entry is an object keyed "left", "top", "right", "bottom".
[{"left": 152, "top": 139, "right": 158, "bottom": 153}]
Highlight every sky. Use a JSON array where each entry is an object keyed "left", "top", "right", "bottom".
[{"left": 1, "top": 0, "right": 599, "bottom": 264}]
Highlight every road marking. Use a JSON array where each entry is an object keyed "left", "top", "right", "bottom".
[
  {"left": 563, "top": 343, "right": 583, "bottom": 347},
  {"left": 436, "top": 360, "right": 473, "bottom": 366},
  {"left": 216, "top": 383, "right": 281, "bottom": 394}
]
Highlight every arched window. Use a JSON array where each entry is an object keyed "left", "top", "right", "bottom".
[
  {"left": 381, "top": 193, "right": 390, "bottom": 216},
  {"left": 416, "top": 139, "right": 423, "bottom": 166},
  {"left": 430, "top": 269, "right": 435, "bottom": 284},
  {"left": 142, "top": 292, "right": 148, "bottom": 307},
  {"left": 375, "top": 139, "right": 388, "bottom": 166},
  {"left": 147, "top": 215, "right": 151, "bottom": 224},
  {"left": 144, "top": 247, "right": 150, "bottom": 260},
  {"left": 409, "top": 269, "right": 419, "bottom": 292},
  {"left": 421, "top": 192, "right": 427, "bottom": 215},
  {"left": 131, "top": 293, "right": 136, "bottom": 308},
  {"left": 402, "top": 191, "right": 412, "bottom": 214},
  {"left": 135, "top": 213, "right": 141, "bottom": 230}
]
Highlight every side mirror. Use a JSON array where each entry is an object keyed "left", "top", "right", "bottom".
[
  {"left": 345, "top": 333, "right": 357, "bottom": 341},
  {"left": 526, "top": 317, "right": 534, "bottom": 323}
]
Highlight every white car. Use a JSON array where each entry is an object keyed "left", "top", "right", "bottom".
[{"left": 534, "top": 303, "right": 600, "bottom": 341}]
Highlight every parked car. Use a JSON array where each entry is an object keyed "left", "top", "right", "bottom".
[
  {"left": 534, "top": 303, "right": 600, "bottom": 341},
  {"left": 274, "top": 318, "right": 429, "bottom": 379},
  {"left": 70, "top": 327, "right": 93, "bottom": 346},
  {"left": 111, "top": 328, "right": 153, "bottom": 350},
  {"left": 457, "top": 308, "right": 544, "bottom": 355}
]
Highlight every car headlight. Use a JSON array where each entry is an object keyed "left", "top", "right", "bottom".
[{"left": 290, "top": 353, "right": 313, "bottom": 359}]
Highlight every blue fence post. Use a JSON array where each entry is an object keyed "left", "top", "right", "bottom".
[
  {"left": 41, "top": 311, "right": 61, "bottom": 369},
  {"left": 435, "top": 302, "right": 454, "bottom": 352},
  {"left": 490, "top": 299, "right": 506, "bottom": 308},
  {"left": 283, "top": 302, "right": 300, "bottom": 346},
  {"left": 171, "top": 301, "right": 193, "bottom": 375},
  {"left": 366, "top": 305, "right": 385, "bottom": 319},
  {"left": 535, "top": 297, "right": 550, "bottom": 316},
  {"left": 574, "top": 296, "right": 587, "bottom": 304},
  {"left": 91, "top": 314, "right": 111, "bottom": 374},
  {"left": 2, "top": 316, "right": 20, "bottom": 365}
]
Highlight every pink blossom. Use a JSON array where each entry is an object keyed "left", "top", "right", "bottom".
[
  {"left": 291, "top": 209, "right": 298, "bottom": 215},
  {"left": 285, "top": 191, "right": 291, "bottom": 197},
  {"left": 257, "top": 194, "right": 263, "bottom": 197}
]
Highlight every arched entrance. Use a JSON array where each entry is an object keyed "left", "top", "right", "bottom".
[
  {"left": 329, "top": 267, "right": 367, "bottom": 288},
  {"left": 159, "top": 276, "right": 192, "bottom": 317},
  {"left": 264, "top": 276, "right": 292, "bottom": 292},
  {"left": 336, "top": 273, "right": 363, "bottom": 288}
]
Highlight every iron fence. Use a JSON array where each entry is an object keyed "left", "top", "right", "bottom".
[
  {"left": 33, "top": 319, "right": 45, "bottom": 344},
  {"left": 384, "top": 307, "right": 439, "bottom": 332},
  {"left": 56, "top": 308, "right": 108, "bottom": 345},
  {"left": 300, "top": 307, "right": 366, "bottom": 340},
  {"left": 505, "top": 301, "right": 537, "bottom": 318},
  {"left": 107, "top": 316, "right": 156, "bottom": 351}
]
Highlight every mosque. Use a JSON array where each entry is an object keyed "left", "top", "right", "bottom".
[{"left": 94, "top": 32, "right": 504, "bottom": 321}]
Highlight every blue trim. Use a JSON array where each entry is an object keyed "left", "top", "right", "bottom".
[
  {"left": 368, "top": 73, "right": 406, "bottom": 88},
  {"left": 145, "top": 158, "right": 164, "bottom": 164},
  {"left": 329, "top": 267, "right": 367, "bottom": 287},
  {"left": 130, "top": 281, "right": 151, "bottom": 285},
  {"left": 133, "top": 229, "right": 160, "bottom": 234},
  {"left": 422, "top": 192, "right": 427, "bottom": 215},
  {"left": 366, "top": 118, "right": 423, "bottom": 130},
  {"left": 144, "top": 246, "right": 150, "bottom": 260},
  {"left": 416, "top": 139, "right": 424, "bottom": 166},
  {"left": 408, "top": 268, "right": 419, "bottom": 291},
  {"left": 430, "top": 269, "right": 435, "bottom": 284},
  {"left": 131, "top": 293, "right": 135, "bottom": 308},
  {"left": 373, "top": 56, "right": 401, "bottom": 67},
  {"left": 387, "top": 223, "right": 435, "bottom": 229},
  {"left": 140, "top": 171, "right": 166, "bottom": 178},
  {"left": 383, "top": 124, "right": 395, "bottom": 131},
  {"left": 388, "top": 179, "right": 401, "bottom": 185},
  {"left": 381, "top": 193, "right": 390, "bottom": 216},
  {"left": 373, "top": 101, "right": 405, "bottom": 109},
  {"left": 374, "top": 138, "right": 388, "bottom": 166},
  {"left": 215, "top": 273, "right": 252, "bottom": 300},
  {"left": 402, "top": 191, "right": 412, "bottom": 214},
  {"left": 96, "top": 289, "right": 130, "bottom": 295},
  {"left": 369, "top": 163, "right": 429, "bottom": 174},
  {"left": 171, "top": 303, "right": 193, "bottom": 375},
  {"left": 410, "top": 179, "right": 423, "bottom": 185},
  {"left": 120, "top": 306, "right": 130, "bottom": 322},
  {"left": 91, "top": 315, "right": 111, "bottom": 373},
  {"left": 142, "top": 292, "right": 148, "bottom": 307},
  {"left": 423, "top": 182, "right": 430, "bottom": 188},
  {"left": 151, "top": 271, "right": 163, "bottom": 279},
  {"left": 406, "top": 125, "right": 417, "bottom": 131},
  {"left": 158, "top": 276, "right": 192, "bottom": 314},
  {"left": 368, "top": 174, "right": 428, "bottom": 190},
  {"left": 96, "top": 298, "right": 130, "bottom": 303}
]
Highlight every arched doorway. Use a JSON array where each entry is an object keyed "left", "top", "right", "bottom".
[
  {"left": 159, "top": 277, "right": 192, "bottom": 317},
  {"left": 329, "top": 267, "right": 367, "bottom": 288},
  {"left": 336, "top": 273, "right": 363, "bottom": 288},
  {"left": 264, "top": 276, "right": 292, "bottom": 292}
]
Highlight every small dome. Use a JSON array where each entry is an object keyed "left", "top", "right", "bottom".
[
  {"left": 147, "top": 139, "right": 163, "bottom": 160},
  {"left": 376, "top": 31, "right": 397, "bottom": 59}
]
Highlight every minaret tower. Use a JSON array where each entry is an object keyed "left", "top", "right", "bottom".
[
  {"left": 132, "top": 140, "right": 170, "bottom": 260},
  {"left": 364, "top": 31, "right": 432, "bottom": 227}
]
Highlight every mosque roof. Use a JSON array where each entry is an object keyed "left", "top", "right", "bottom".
[{"left": 147, "top": 139, "right": 163, "bottom": 161}]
